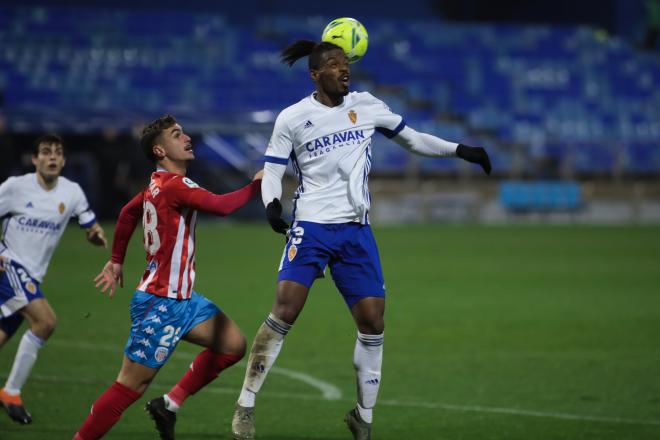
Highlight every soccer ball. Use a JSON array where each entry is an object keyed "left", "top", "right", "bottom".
[{"left": 321, "top": 17, "right": 368, "bottom": 63}]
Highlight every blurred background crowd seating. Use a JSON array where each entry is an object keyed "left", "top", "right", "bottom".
[{"left": 1, "top": 1, "right": 658, "bottom": 223}]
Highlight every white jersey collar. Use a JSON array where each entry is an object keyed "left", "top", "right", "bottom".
[{"left": 308, "top": 92, "right": 350, "bottom": 110}]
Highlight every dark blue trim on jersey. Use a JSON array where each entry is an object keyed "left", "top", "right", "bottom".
[
  {"left": 290, "top": 150, "right": 303, "bottom": 221},
  {"left": 1, "top": 215, "right": 12, "bottom": 246},
  {"left": 362, "top": 145, "right": 372, "bottom": 224},
  {"left": 79, "top": 217, "right": 97, "bottom": 229},
  {"left": 375, "top": 118, "right": 407, "bottom": 139},
  {"left": 264, "top": 155, "right": 289, "bottom": 166}
]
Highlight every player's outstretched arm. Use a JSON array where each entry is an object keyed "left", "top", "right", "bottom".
[
  {"left": 86, "top": 222, "right": 108, "bottom": 247},
  {"left": 182, "top": 172, "right": 262, "bottom": 217},
  {"left": 93, "top": 192, "right": 142, "bottom": 299},
  {"left": 392, "top": 126, "right": 491, "bottom": 175},
  {"left": 262, "top": 162, "right": 289, "bottom": 235},
  {"left": 94, "top": 260, "right": 123, "bottom": 299}
]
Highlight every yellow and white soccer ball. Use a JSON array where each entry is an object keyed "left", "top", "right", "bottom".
[{"left": 321, "top": 17, "right": 368, "bottom": 63}]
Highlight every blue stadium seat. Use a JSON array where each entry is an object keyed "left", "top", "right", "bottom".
[{"left": 0, "top": 5, "right": 658, "bottom": 175}]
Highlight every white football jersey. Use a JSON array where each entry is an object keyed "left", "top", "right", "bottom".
[
  {"left": 265, "top": 91, "right": 404, "bottom": 223},
  {"left": 0, "top": 173, "right": 96, "bottom": 282}
]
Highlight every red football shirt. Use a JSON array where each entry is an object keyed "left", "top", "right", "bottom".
[{"left": 111, "top": 171, "right": 260, "bottom": 299}]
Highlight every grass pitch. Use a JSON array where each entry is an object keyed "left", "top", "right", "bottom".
[{"left": 1, "top": 224, "right": 659, "bottom": 439}]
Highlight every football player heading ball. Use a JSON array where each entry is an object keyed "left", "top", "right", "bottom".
[{"left": 231, "top": 22, "right": 491, "bottom": 440}]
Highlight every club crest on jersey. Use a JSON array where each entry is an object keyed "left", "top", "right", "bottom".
[
  {"left": 348, "top": 110, "right": 357, "bottom": 124},
  {"left": 182, "top": 177, "right": 199, "bottom": 188},
  {"left": 287, "top": 244, "right": 297, "bottom": 262},
  {"left": 58, "top": 202, "right": 65, "bottom": 214},
  {"left": 154, "top": 347, "right": 169, "bottom": 363}
]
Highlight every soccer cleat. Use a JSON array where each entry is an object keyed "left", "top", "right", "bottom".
[
  {"left": 231, "top": 403, "right": 255, "bottom": 440},
  {"left": 344, "top": 408, "right": 372, "bottom": 440},
  {"left": 145, "top": 396, "right": 176, "bottom": 440},
  {"left": 0, "top": 388, "right": 32, "bottom": 424}
]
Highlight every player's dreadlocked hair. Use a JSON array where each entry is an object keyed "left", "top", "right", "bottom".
[
  {"left": 140, "top": 114, "right": 177, "bottom": 163},
  {"left": 33, "top": 134, "right": 63, "bottom": 155},
  {"left": 281, "top": 40, "right": 344, "bottom": 69}
]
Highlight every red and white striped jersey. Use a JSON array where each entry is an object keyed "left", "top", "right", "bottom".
[
  {"left": 138, "top": 172, "right": 199, "bottom": 298},
  {"left": 111, "top": 171, "right": 260, "bottom": 300}
]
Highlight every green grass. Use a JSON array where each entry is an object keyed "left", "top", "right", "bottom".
[{"left": 1, "top": 224, "right": 659, "bottom": 439}]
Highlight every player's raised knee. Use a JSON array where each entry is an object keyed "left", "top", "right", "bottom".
[{"left": 223, "top": 333, "right": 247, "bottom": 358}]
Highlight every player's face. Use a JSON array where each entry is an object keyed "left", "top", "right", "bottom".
[
  {"left": 313, "top": 49, "right": 350, "bottom": 97},
  {"left": 156, "top": 124, "right": 194, "bottom": 162},
  {"left": 32, "top": 142, "right": 65, "bottom": 182}
]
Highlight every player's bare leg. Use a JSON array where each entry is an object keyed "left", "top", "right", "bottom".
[
  {"left": 146, "top": 312, "right": 245, "bottom": 440},
  {"left": 344, "top": 296, "right": 385, "bottom": 440},
  {"left": 0, "top": 329, "right": 9, "bottom": 347},
  {"left": 232, "top": 280, "right": 309, "bottom": 440},
  {"left": 1, "top": 298, "right": 56, "bottom": 424}
]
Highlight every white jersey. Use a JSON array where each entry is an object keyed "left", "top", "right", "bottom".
[
  {"left": 264, "top": 91, "right": 405, "bottom": 224},
  {"left": 0, "top": 173, "right": 96, "bottom": 282}
]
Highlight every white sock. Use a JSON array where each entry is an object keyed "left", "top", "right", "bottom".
[
  {"left": 353, "top": 331, "right": 383, "bottom": 424},
  {"left": 163, "top": 394, "right": 180, "bottom": 412},
  {"left": 357, "top": 403, "right": 372, "bottom": 424},
  {"left": 237, "top": 314, "right": 291, "bottom": 408},
  {"left": 4, "top": 330, "right": 44, "bottom": 395}
]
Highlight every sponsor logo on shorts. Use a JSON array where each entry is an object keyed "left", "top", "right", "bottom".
[
  {"left": 132, "top": 349, "right": 147, "bottom": 360},
  {"left": 288, "top": 244, "right": 297, "bottom": 262},
  {"left": 157, "top": 304, "right": 168, "bottom": 313},
  {"left": 143, "top": 326, "right": 155, "bottom": 335},
  {"left": 154, "top": 346, "right": 169, "bottom": 363},
  {"left": 148, "top": 315, "right": 162, "bottom": 324},
  {"left": 137, "top": 338, "right": 152, "bottom": 347}
]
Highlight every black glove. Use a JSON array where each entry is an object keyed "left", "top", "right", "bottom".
[
  {"left": 266, "top": 199, "right": 289, "bottom": 235},
  {"left": 456, "top": 144, "right": 492, "bottom": 175}
]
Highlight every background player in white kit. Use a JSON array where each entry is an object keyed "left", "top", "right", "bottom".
[
  {"left": 0, "top": 134, "right": 107, "bottom": 424},
  {"left": 231, "top": 41, "right": 491, "bottom": 440}
]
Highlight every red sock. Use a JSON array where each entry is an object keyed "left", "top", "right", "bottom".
[
  {"left": 74, "top": 381, "right": 142, "bottom": 440},
  {"left": 167, "top": 349, "right": 242, "bottom": 406}
]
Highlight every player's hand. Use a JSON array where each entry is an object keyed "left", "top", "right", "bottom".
[
  {"left": 0, "top": 256, "right": 6, "bottom": 273},
  {"left": 253, "top": 169, "right": 264, "bottom": 181},
  {"left": 456, "top": 144, "right": 492, "bottom": 175},
  {"left": 94, "top": 260, "right": 124, "bottom": 299},
  {"left": 86, "top": 223, "right": 108, "bottom": 248},
  {"left": 266, "top": 198, "right": 289, "bottom": 235}
]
